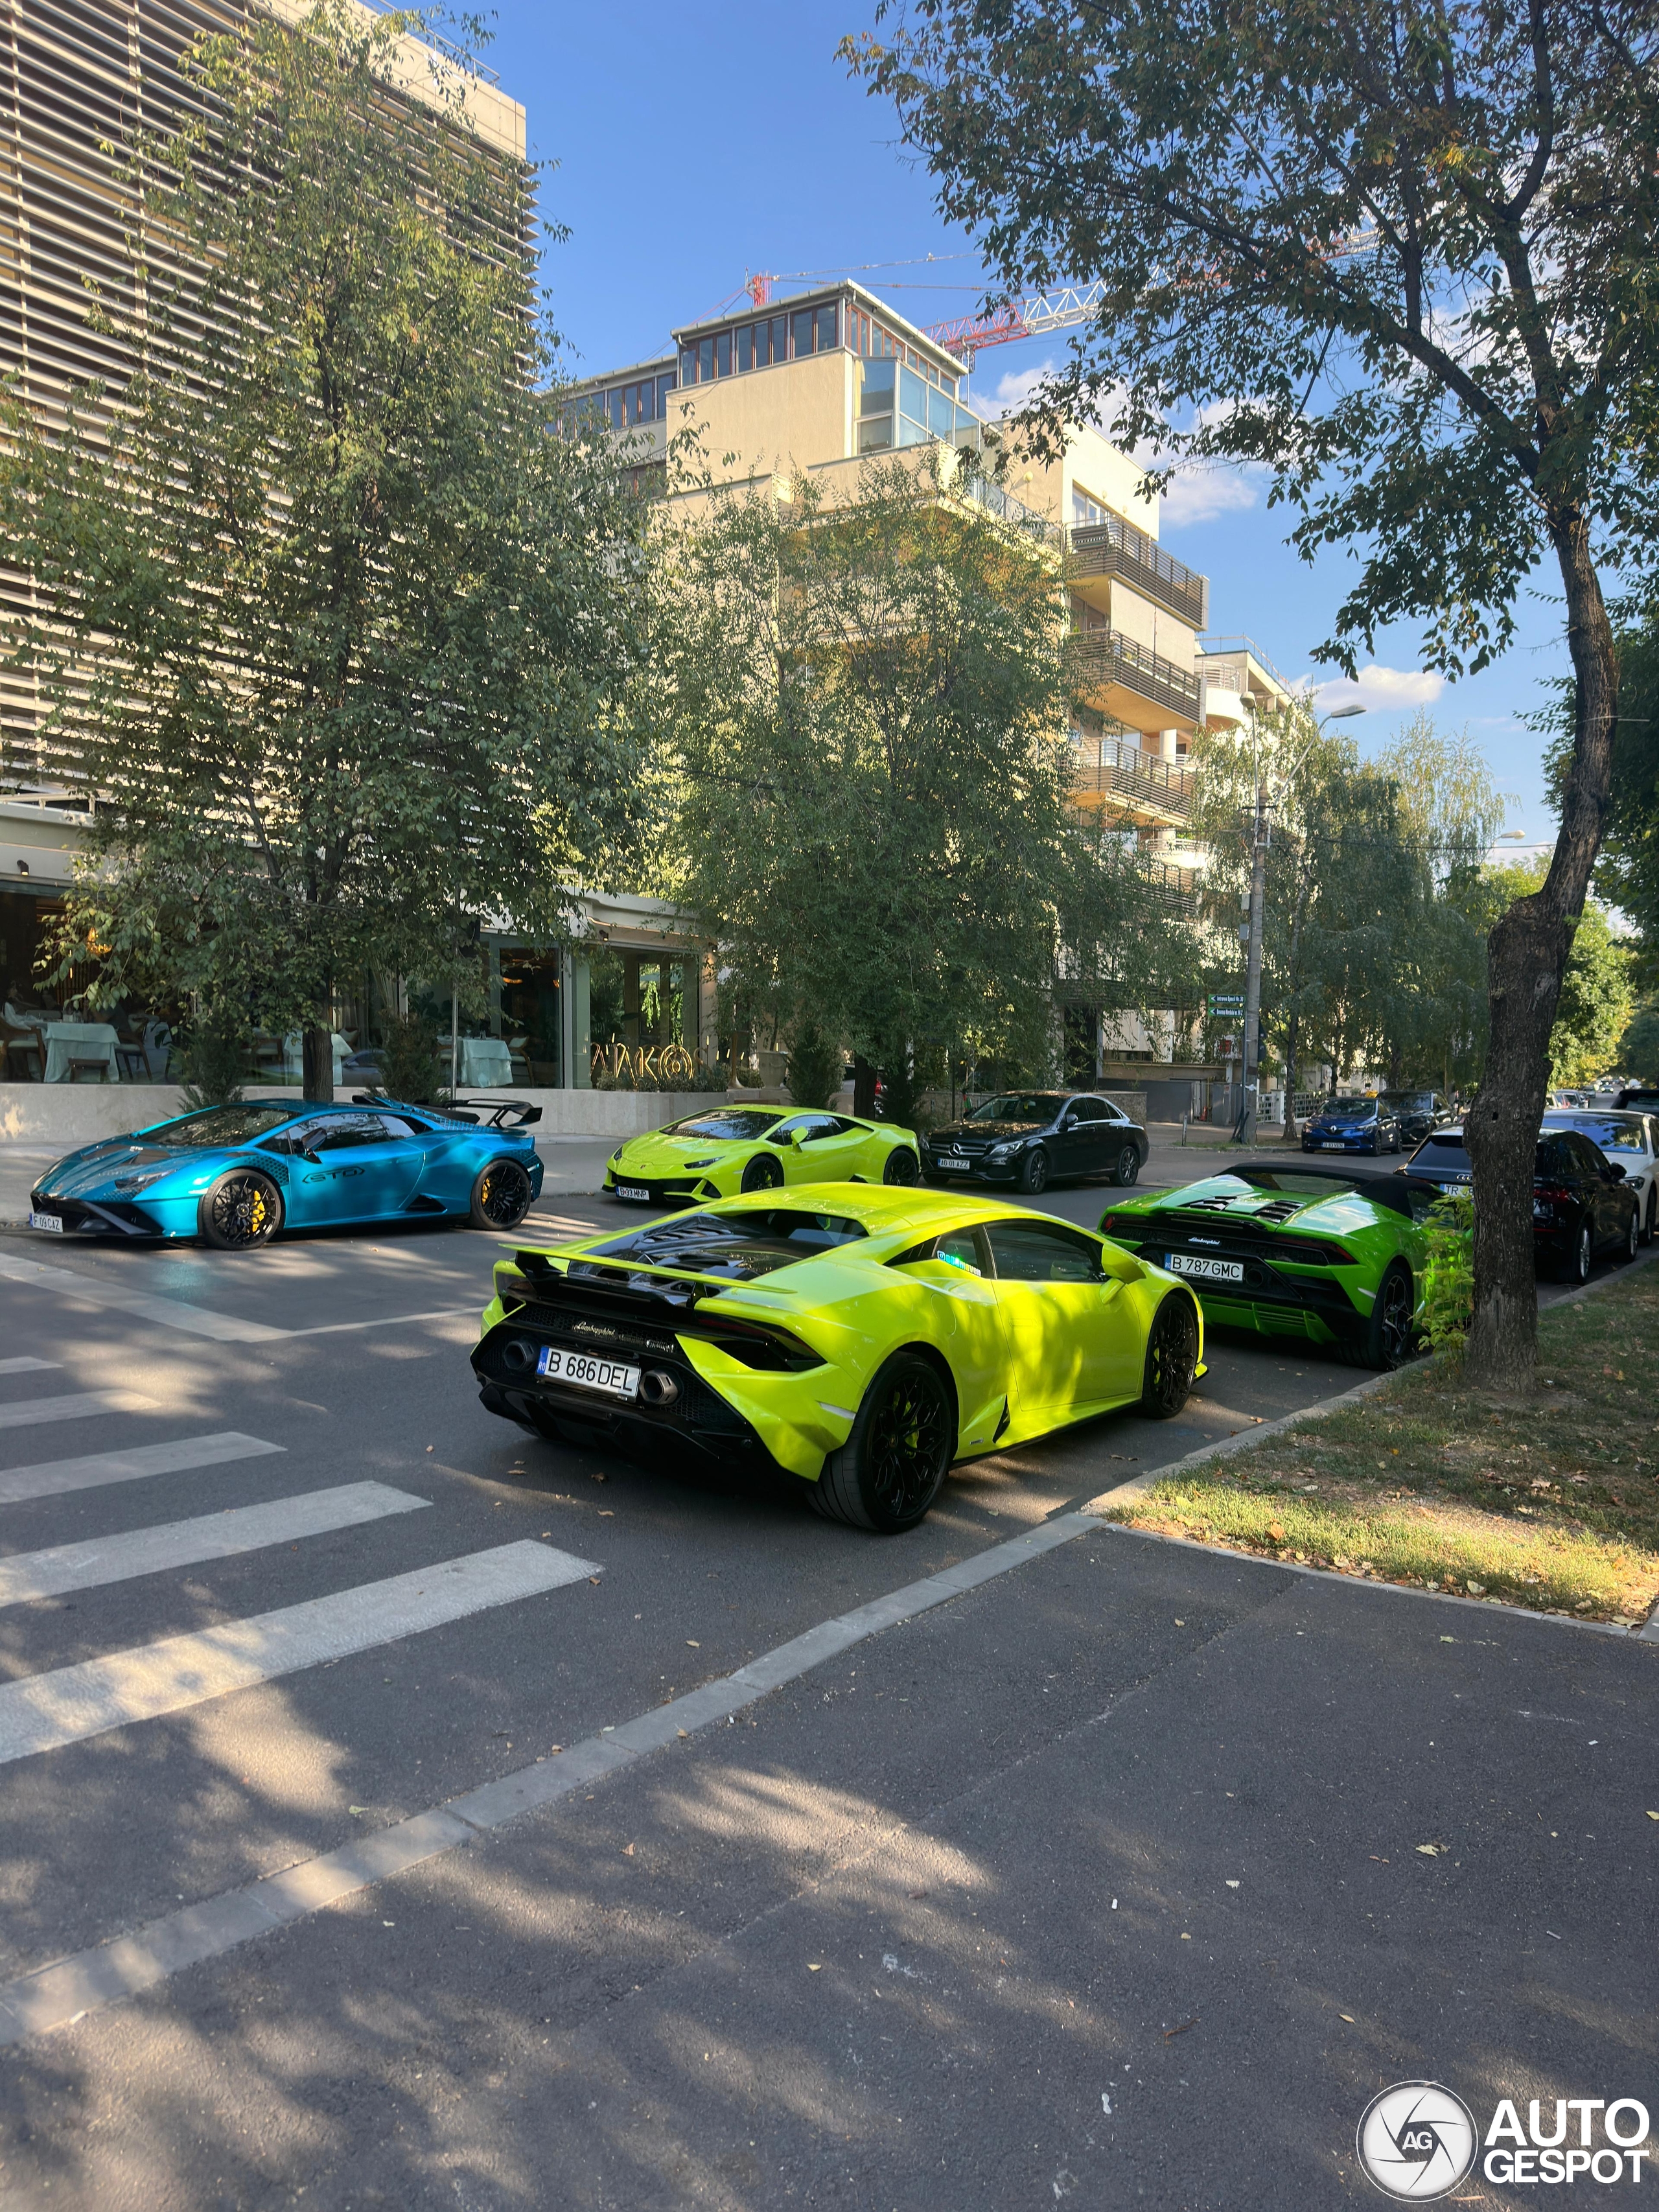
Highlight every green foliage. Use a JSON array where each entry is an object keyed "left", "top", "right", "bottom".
[
  {"left": 785, "top": 1023, "right": 843, "bottom": 1111},
  {"left": 1619, "top": 1003, "right": 1659, "bottom": 1084},
  {"left": 654, "top": 448, "right": 1196, "bottom": 1094},
  {"left": 0, "top": 2, "right": 650, "bottom": 1099},
  {"left": 176, "top": 1004, "right": 246, "bottom": 1110},
  {"left": 375, "top": 1011, "right": 442, "bottom": 1107},
  {"left": 1468, "top": 865, "right": 1635, "bottom": 1086},
  {"left": 1422, "top": 1190, "right": 1475, "bottom": 1364}
]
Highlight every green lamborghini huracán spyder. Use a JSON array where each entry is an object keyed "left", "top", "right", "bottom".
[{"left": 1099, "top": 1161, "right": 1440, "bottom": 1368}]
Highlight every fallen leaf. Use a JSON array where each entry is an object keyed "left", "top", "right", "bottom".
[
  {"left": 686, "top": 1640, "right": 701, "bottom": 1647},
  {"left": 1180, "top": 1932, "right": 1191, "bottom": 1940},
  {"left": 1467, "top": 1580, "right": 1487, "bottom": 1596},
  {"left": 622, "top": 1843, "right": 635, "bottom": 1857},
  {"left": 807, "top": 1964, "right": 822, "bottom": 1972},
  {"left": 1267, "top": 1523, "right": 1285, "bottom": 1541},
  {"left": 349, "top": 1805, "right": 370, "bottom": 1816},
  {"left": 588, "top": 1576, "right": 601, "bottom": 1585},
  {"left": 599, "top": 1510, "right": 614, "bottom": 1517},
  {"left": 1162, "top": 2018, "right": 1198, "bottom": 2039},
  {"left": 1647, "top": 1811, "right": 1659, "bottom": 1821},
  {"left": 1225, "top": 1880, "right": 1240, "bottom": 1889},
  {"left": 1415, "top": 1843, "right": 1448, "bottom": 1856},
  {"left": 550, "top": 1745, "right": 562, "bottom": 1754},
  {"left": 677, "top": 1729, "right": 690, "bottom": 1739},
  {"left": 1340, "top": 2014, "right": 1356, "bottom": 2023}
]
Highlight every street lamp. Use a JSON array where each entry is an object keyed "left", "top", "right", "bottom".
[{"left": 1238, "top": 699, "right": 1367, "bottom": 1147}]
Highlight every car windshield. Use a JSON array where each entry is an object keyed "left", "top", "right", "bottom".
[
  {"left": 1380, "top": 1092, "right": 1435, "bottom": 1111},
  {"left": 661, "top": 1109, "right": 783, "bottom": 1142},
  {"left": 966, "top": 1093, "right": 1063, "bottom": 1123},
  {"left": 1543, "top": 1113, "right": 1648, "bottom": 1155},
  {"left": 572, "top": 1207, "right": 868, "bottom": 1283},
  {"left": 1325, "top": 1097, "right": 1376, "bottom": 1116},
  {"left": 145, "top": 1104, "right": 301, "bottom": 1149}
]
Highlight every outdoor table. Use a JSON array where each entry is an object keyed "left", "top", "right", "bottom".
[
  {"left": 458, "top": 1038, "right": 513, "bottom": 1088},
  {"left": 43, "top": 1021, "right": 121, "bottom": 1083}
]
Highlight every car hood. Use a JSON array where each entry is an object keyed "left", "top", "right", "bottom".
[
  {"left": 930, "top": 1121, "right": 1045, "bottom": 1141},
  {"left": 35, "top": 1141, "right": 201, "bottom": 1198},
  {"left": 614, "top": 1131, "right": 752, "bottom": 1172},
  {"left": 1119, "top": 1176, "right": 1386, "bottom": 1231}
]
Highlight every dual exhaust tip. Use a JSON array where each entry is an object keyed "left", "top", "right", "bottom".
[{"left": 500, "top": 1337, "right": 680, "bottom": 1406}]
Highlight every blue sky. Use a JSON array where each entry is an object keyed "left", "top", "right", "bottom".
[{"left": 479, "top": 0, "right": 1565, "bottom": 860}]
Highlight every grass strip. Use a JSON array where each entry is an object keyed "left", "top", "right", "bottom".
[{"left": 1101, "top": 1265, "right": 1659, "bottom": 1626}]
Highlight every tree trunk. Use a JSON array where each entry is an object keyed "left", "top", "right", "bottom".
[
  {"left": 853, "top": 1053, "right": 877, "bottom": 1118},
  {"left": 302, "top": 1023, "right": 335, "bottom": 1104},
  {"left": 1284, "top": 1012, "right": 1300, "bottom": 1144},
  {"left": 1465, "top": 508, "right": 1618, "bottom": 1390}
]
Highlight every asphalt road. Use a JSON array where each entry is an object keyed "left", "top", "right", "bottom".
[{"left": 0, "top": 1174, "right": 1649, "bottom": 2210}]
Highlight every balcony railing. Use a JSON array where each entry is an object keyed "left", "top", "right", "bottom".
[
  {"left": 1138, "top": 857, "right": 1200, "bottom": 901},
  {"left": 1068, "top": 627, "right": 1205, "bottom": 723},
  {"left": 1069, "top": 516, "right": 1209, "bottom": 629},
  {"left": 1071, "top": 730, "right": 1194, "bottom": 817}
]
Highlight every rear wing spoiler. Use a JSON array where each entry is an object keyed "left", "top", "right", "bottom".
[{"left": 353, "top": 1091, "right": 542, "bottom": 1130}]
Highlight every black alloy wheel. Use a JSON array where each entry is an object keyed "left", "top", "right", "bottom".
[
  {"left": 470, "top": 1157, "right": 533, "bottom": 1229},
  {"left": 1139, "top": 1295, "right": 1199, "bottom": 1417},
  {"left": 1363, "top": 1261, "right": 1416, "bottom": 1369},
  {"left": 1109, "top": 1143, "right": 1141, "bottom": 1187},
  {"left": 1619, "top": 1204, "right": 1640, "bottom": 1264},
  {"left": 741, "top": 1153, "right": 784, "bottom": 1193},
  {"left": 199, "top": 1169, "right": 283, "bottom": 1252},
  {"left": 1017, "top": 1147, "right": 1050, "bottom": 1195},
  {"left": 883, "top": 1146, "right": 921, "bottom": 1185},
  {"left": 810, "top": 1353, "right": 953, "bottom": 1532}
]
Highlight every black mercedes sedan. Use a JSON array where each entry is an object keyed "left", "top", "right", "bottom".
[
  {"left": 922, "top": 1091, "right": 1150, "bottom": 1196},
  {"left": 1377, "top": 1089, "right": 1452, "bottom": 1147},
  {"left": 1404, "top": 1124, "right": 1640, "bottom": 1283}
]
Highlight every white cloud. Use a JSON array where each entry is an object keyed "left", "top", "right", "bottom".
[
  {"left": 991, "top": 359, "right": 1058, "bottom": 412},
  {"left": 1159, "top": 463, "right": 1262, "bottom": 528},
  {"left": 1308, "top": 665, "right": 1445, "bottom": 713}
]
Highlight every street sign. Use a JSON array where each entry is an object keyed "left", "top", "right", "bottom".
[{"left": 1207, "top": 994, "right": 1244, "bottom": 1016}]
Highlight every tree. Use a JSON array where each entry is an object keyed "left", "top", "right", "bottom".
[
  {"left": 1469, "top": 865, "right": 1634, "bottom": 1086},
  {"left": 847, "top": 0, "right": 1659, "bottom": 1386},
  {"left": 653, "top": 448, "right": 1193, "bottom": 1121},
  {"left": 0, "top": 2, "right": 649, "bottom": 1098}
]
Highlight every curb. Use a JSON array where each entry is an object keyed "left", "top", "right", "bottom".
[{"left": 1082, "top": 1245, "right": 1659, "bottom": 1636}]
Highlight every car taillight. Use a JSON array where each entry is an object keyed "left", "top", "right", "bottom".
[
  {"left": 1535, "top": 1184, "right": 1572, "bottom": 1204},
  {"left": 1100, "top": 1214, "right": 1141, "bottom": 1239}
]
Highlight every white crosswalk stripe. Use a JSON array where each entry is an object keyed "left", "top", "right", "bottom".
[
  {"left": 0, "top": 1432, "right": 283, "bottom": 1506},
  {"left": 0, "top": 1482, "right": 429, "bottom": 1606},
  {"left": 0, "top": 1389, "right": 153, "bottom": 1432},
  {"left": 0, "top": 1541, "right": 601, "bottom": 1764}
]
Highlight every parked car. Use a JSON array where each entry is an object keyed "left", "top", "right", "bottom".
[
  {"left": 922, "top": 1092, "right": 1150, "bottom": 1194},
  {"left": 1615, "top": 1086, "right": 1659, "bottom": 1113},
  {"left": 604, "top": 1106, "right": 920, "bottom": 1208},
  {"left": 1100, "top": 1160, "right": 1436, "bottom": 1368},
  {"left": 1376, "top": 1089, "right": 1452, "bottom": 1147},
  {"left": 1301, "top": 1094, "right": 1404, "bottom": 1156},
  {"left": 474, "top": 1187, "right": 1202, "bottom": 1531},
  {"left": 1404, "top": 1124, "right": 1640, "bottom": 1282},
  {"left": 27, "top": 1095, "right": 544, "bottom": 1251},
  {"left": 1541, "top": 1109, "right": 1659, "bottom": 1244}
]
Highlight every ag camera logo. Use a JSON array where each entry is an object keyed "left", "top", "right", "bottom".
[{"left": 1357, "top": 2082, "right": 1478, "bottom": 2201}]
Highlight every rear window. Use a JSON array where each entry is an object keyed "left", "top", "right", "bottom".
[
  {"left": 662, "top": 1110, "right": 783, "bottom": 1141},
  {"left": 1543, "top": 1113, "right": 1647, "bottom": 1155},
  {"left": 145, "top": 1104, "right": 301, "bottom": 1148},
  {"left": 572, "top": 1207, "right": 867, "bottom": 1283},
  {"left": 1411, "top": 1134, "right": 1472, "bottom": 1173}
]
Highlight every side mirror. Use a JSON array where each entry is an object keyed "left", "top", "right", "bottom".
[
  {"left": 791, "top": 1126, "right": 808, "bottom": 1147},
  {"left": 1607, "top": 1161, "right": 1626, "bottom": 1180}
]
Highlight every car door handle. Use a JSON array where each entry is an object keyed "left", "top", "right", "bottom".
[{"left": 1098, "top": 1279, "right": 1124, "bottom": 1304}]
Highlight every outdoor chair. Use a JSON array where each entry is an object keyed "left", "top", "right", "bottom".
[
  {"left": 0, "top": 1021, "right": 42, "bottom": 1081},
  {"left": 67, "top": 1056, "right": 109, "bottom": 1083}
]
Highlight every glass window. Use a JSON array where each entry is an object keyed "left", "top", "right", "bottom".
[
  {"left": 736, "top": 324, "right": 752, "bottom": 373},
  {"left": 791, "top": 309, "right": 815, "bottom": 360},
  {"left": 1411, "top": 1135, "right": 1473, "bottom": 1173},
  {"left": 656, "top": 372, "right": 677, "bottom": 413},
  {"left": 697, "top": 337, "right": 714, "bottom": 382},
  {"left": 967, "top": 1093, "right": 1065, "bottom": 1124},
  {"left": 1068, "top": 1097, "right": 1107, "bottom": 1123},
  {"left": 927, "top": 385, "right": 955, "bottom": 437},
  {"left": 861, "top": 360, "right": 895, "bottom": 413},
  {"left": 859, "top": 418, "right": 893, "bottom": 452},
  {"left": 750, "top": 321, "right": 768, "bottom": 368},
  {"left": 984, "top": 1220, "right": 1106, "bottom": 1283},
  {"left": 150, "top": 1104, "right": 302, "bottom": 1148},
  {"left": 817, "top": 302, "right": 838, "bottom": 351},
  {"left": 679, "top": 347, "right": 696, "bottom": 385},
  {"left": 898, "top": 364, "right": 928, "bottom": 424},
  {"left": 1073, "top": 487, "right": 1108, "bottom": 525},
  {"left": 664, "top": 1109, "right": 784, "bottom": 1141},
  {"left": 1543, "top": 1112, "right": 1649, "bottom": 1154},
  {"left": 933, "top": 1228, "right": 986, "bottom": 1277},
  {"left": 715, "top": 330, "right": 731, "bottom": 377},
  {"left": 308, "top": 1113, "right": 390, "bottom": 1153},
  {"left": 608, "top": 389, "right": 625, "bottom": 429},
  {"left": 377, "top": 1115, "right": 419, "bottom": 1139},
  {"left": 771, "top": 315, "right": 787, "bottom": 363},
  {"left": 577, "top": 1207, "right": 868, "bottom": 1284}
]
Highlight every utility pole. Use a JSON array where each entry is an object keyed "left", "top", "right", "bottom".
[{"left": 1240, "top": 788, "right": 1269, "bottom": 1146}]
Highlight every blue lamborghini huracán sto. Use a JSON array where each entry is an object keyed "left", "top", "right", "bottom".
[{"left": 27, "top": 1097, "right": 544, "bottom": 1251}]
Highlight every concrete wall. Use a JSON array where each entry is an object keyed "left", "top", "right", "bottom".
[{"left": 0, "top": 1085, "right": 725, "bottom": 1146}]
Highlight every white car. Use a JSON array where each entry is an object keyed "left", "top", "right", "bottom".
[{"left": 1541, "top": 1109, "right": 1659, "bottom": 1242}]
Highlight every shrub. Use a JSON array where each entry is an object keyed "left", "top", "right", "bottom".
[
  {"left": 375, "top": 1010, "right": 443, "bottom": 1104},
  {"left": 1422, "top": 1188, "right": 1474, "bottom": 1360},
  {"left": 785, "top": 1022, "right": 842, "bottom": 1110},
  {"left": 176, "top": 1004, "right": 245, "bottom": 1108}
]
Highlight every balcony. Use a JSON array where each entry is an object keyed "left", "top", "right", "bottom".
[
  {"left": 1072, "top": 730, "right": 1194, "bottom": 825},
  {"left": 1069, "top": 516, "right": 1209, "bottom": 629},
  {"left": 1069, "top": 627, "right": 1205, "bottom": 730}
]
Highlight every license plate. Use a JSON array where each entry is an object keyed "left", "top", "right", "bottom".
[
  {"left": 940, "top": 1155, "right": 971, "bottom": 1169},
  {"left": 536, "top": 1345, "right": 640, "bottom": 1399},
  {"left": 614, "top": 1183, "right": 650, "bottom": 1202},
  {"left": 1319, "top": 1141, "right": 1347, "bottom": 1150},
  {"left": 28, "top": 1211, "right": 62, "bottom": 1234},
  {"left": 1166, "top": 1253, "right": 1245, "bottom": 1283}
]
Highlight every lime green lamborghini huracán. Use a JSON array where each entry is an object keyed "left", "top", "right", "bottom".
[
  {"left": 603, "top": 1104, "right": 922, "bottom": 1207},
  {"left": 472, "top": 1184, "right": 1203, "bottom": 1532}
]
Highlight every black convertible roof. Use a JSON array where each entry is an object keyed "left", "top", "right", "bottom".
[{"left": 1220, "top": 1160, "right": 1442, "bottom": 1218}]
